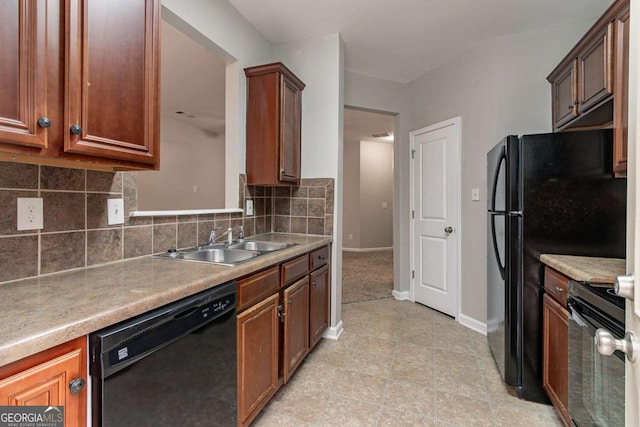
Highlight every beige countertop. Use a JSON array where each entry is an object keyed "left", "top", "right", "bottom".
[
  {"left": 0, "top": 233, "right": 331, "bottom": 367},
  {"left": 540, "top": 254, "right": 626, "bottom": 283}
]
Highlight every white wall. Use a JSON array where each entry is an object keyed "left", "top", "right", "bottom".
[
  {"left": 402, "top": 22, "right": 592, "bottom": 323},
  {"left": 273, "top": 34, "right": 345, "bottom": 333},
  {"left": 161, "top": 0, "right": 272, "bottom": 208},
  {"left": 360, "top": 141, "right": 394, "bottom": 249},
  {"left": 137, "top": 116, "right": 225, "bottom": 210},
  {"left": 343, "top": 139, "right": 361, "bottom": 247}
]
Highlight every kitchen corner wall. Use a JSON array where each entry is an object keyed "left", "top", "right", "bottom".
[{"left": 0, "top": 162, "right": 333, "bottom": 284}]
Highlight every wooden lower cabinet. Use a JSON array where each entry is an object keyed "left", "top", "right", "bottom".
[
  {"left": 310, "top": 264, "right": 330, "bottom": 347},
  {"left": 542, "top": 293, "right": 570, "bottom": 426},
  {"left": 237, "top": 245, "right": 331, "bottom": 426},
  {"left": 237, "top": 293, "right": 280, "bottom": 426},
  {"left": 282, "top": 277, "right": 310, "bottom": 383},
  {"left": 0, "top": 336, "right": 87, "bottom": 427}
]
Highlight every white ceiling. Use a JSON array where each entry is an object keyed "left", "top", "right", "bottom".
[
  {"left": 229, "top": 0, "right": 613, "bottom": 83},
  {"left": 344, "top": 108, "right": 395, "bottom": 144}
]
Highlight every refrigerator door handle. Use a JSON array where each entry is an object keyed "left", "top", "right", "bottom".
[
  {"left": 490, "top": 144, "right": 506, "bottom": 211},
  {"left": 490, "top": 212, "right": 506, "bottom": 281}
]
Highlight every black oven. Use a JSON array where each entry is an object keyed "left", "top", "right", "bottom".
[{"left": 567, "top": 280, "right": 625, "bottom": 427}]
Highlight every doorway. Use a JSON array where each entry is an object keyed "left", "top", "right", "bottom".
[{"left": 342, "top": 107, "right": 395, "bottom": 304}]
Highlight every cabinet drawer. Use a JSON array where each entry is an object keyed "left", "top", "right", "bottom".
[
  {"left": 237, "top": 266, "right": 280, "bottom": 311},
  {"left": 281, "top": 255, "right": 309, "bottom": 286},
  {"left": 310, "top": 245, "right": 330, "bottom": 271},
  {"left": 544, "top": 267, "right": 569, "bottom": 307}
]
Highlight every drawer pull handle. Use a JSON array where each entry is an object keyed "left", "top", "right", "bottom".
[
  {"left": 555, "top": 287, "right": 564, "bottom": 293},
  {"left": 318, "top": 255, "right": 327, "bottom": 260},
  {"left": 69, "top": 378, "right": 86, "bottom": 394}
]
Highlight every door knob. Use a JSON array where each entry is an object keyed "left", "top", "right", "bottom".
[
  {"left": 595, "top": 329, "right": 639, "bottom": 362},
  {"left": 444, "top": 226, "right": 453, "bottom": 233},
  {"left": 615, "top": 274, "right": 634, "bottom": 300}
]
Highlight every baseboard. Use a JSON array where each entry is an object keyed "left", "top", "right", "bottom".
[
  {"left": 323, "top": 320, "right": 344, "bottom": 340},
  {"left": 458, "top": 313, "right": 487, "bottom": 335},
  {"left": 392, "top": 289, "right": 410, "bottom": 300},
  {"left": 343, "top": 247, "right": 392, "bottom": 253}
]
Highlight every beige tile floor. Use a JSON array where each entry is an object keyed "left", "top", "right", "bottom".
[{"left": 253, "top": 298, "right": 564, "bottom": 427}]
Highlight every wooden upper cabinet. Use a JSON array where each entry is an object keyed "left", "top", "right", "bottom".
[
  {"left": 64, "top": 0, "right": 160, "bottom": 165},
  {"left": 613, "top": 4, "right": 629, "bottom": 177},
  {"left": 576, "top": 23, "right": 613, "bottom": 114},
  {"left": 0, "top": 1, "right": 49, "bottom": 149},
  {"left": 0, "top": 0, "right": 159, "bottom": 170},
  {"left": 550, "top": 61, "right": 578, "bottom": 129},
  {"left": 245, "top": 62, "right": 305, "bottom": 185}
]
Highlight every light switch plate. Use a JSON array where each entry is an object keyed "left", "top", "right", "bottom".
[
  {"left": 107, "top": 198, "right": 125, "bottom": 225},
  {"left": 471, "top": 188, "right": 480, "bottom": 201},
  {"left": 17, "top": 197, "right": 43, "bottom": 231}
]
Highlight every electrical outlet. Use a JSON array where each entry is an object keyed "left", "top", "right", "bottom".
[
  {"left": 348, "top": 234, "right": 353, "bottom": 240},
  {"left": 107, "top": 198, "right": 125, "bottom": 225},
  {"left": 245, "top": 199, "right": 254, "bottom": 216},
  {"left": 17, "top": 197, "right": 44, "bottom": 231}
]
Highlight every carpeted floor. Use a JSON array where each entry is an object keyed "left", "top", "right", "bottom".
[{"left": 342, "top": 250, "right": 393, "bottom": 304}]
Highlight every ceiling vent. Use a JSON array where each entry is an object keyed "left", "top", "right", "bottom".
[{"left": 371, "top": 132, "right": 390, "bottom": 138}]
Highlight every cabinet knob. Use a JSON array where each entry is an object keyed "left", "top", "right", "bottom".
[
  {"left": 68, "top": 378, "right": 86, "bottom": 394},
  {"left": 313, "top": 280, "right": 317, "bottom": 287},
  {"left": 615, "top": 274, "right": 634, "bottom": 300},
  {"left": 595, "top": 329, "right": 639, "bottom": 362},
  {"left": 37, "top": 117, "right": 51, "bottom": 128},
  {"left": 555, "top": 286, "right": 564, "bottom": 293},
  {"left": 568, "top": 104, "right": 574, "bottom": 110},
  {"left": 70, "top": 124, "right": 82, "bottom": 135}
]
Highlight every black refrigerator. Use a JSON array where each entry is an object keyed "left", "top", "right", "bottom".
[{"left": 486, "top": 129, "right": 626, "bottom": 403}]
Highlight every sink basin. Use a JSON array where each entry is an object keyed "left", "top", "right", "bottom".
[
  {"left": 226, "top": 241, "right": 296, "bottom": 252},
  {"left": 182, "top": 248, "right": 259, "bottom": 264},
  {"left": 153, "top": 240, "right": 296, "bottom": 266}
]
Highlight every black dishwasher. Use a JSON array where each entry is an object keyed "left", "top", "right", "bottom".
[{"left": 90, "top": 281, "right": 237, "bottom": 427}]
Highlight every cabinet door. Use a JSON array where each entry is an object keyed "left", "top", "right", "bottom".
[
  {"left": 613, "top": 5, "right": 629, "bottom": 177},
  {"left": 551, "top": 61, "right": 578, "bottom": 129},
  {"left": 0, "top": 1, "right": 48, "bottom": 149},
  {"left": 237, "top": 293, "right": 280, "bottom": 426},
  {"left": 577, "top": 23, "right": 613, "bottom": 114},
  {"left": 0, "top": 337, "right": 87, "bottom": 427},
  {"left": 310, "top": 264, "right": 330, "bottom": 348},
  {"left": 65, "top": 0, "right": 159, "bottom": 165},
  {"left": 279, "top": 75, "right": 301, "bottom": 184},
  {"left": 283, "top": 277, "right": 309, "bottom": 383},
  {"left": 542, "top": 294, "right": 570, "bottom": 426}
]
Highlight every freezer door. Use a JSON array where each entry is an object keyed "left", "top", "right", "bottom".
[{"left": 487, "top": 139, "right": 508, "bottom": 213}]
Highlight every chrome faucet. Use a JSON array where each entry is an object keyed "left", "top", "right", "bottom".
[{"left": 209, "top": 225, "right": 244, "bottom": 245}]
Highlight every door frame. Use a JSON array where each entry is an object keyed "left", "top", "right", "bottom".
[{"left": 409, "top": 116, "right": 462, "bottom": 319}]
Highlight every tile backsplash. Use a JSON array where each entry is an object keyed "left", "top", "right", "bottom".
[{"left": 0, "top": 162, "right": 333, "bottom": 283}]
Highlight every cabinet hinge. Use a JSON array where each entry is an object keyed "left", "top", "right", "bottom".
[
  {"left": 411, "top": 210, "right": 415, "bottom": 219},
  {"left": 412, "top": 270, "right": 415, "bottom": 279},
  {"left": 411, "top": 149, "right": 416, "bottom": 159}
]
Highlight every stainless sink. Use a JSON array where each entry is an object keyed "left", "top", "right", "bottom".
[
  {"left": 226, "top": 240, "right": 296, "bottom": 252},
  {"left": 182, "top": 248, "right": 260, "bottom": 264},
  {"left": 153, "top": 240, "right": 297, "bottom": 266}
]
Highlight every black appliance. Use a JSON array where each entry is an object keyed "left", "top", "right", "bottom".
[
  {"left": 486, "top": 130, "right": 626, "bottom": 402},
  {"left": 90, "top": 281, "right": 237, "bottom": 427},
  {"left": 567, "top": 280, "right": 625, "bottom": 426}
]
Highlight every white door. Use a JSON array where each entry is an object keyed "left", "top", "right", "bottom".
[
  {"left": 625, "top": 0, "right": 640, "bottom": 426},
  {"left": 410, "top": 117, "right": 460, "bottom": 317},
  {"left": 626, "top": 5, "right": 639, "bottom": 423}
]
